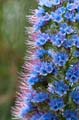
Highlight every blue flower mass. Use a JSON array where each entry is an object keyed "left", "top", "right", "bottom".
[
  {"left": 40, "top": 112, "right": 58, "bottom": 120},
  {"left": 54, "top": 81, "right": 69, "bottom": 96},
  {"left": 31, "top": 112, "right": 58, "bottom": 120},
  {"left": 64, "top": 110, "right": 79, "bottom": 120},
  {"left": 53, "top": 52, "right": 69, "bottom": 66},
  {"left": 66, "top": 63, "right": 79, "bottom": 83},
  {"left": 31, "top": 92, "right": 48, "bottom": 103},
  {"left": 50, "top": 98, "right": 65, "bottom": 111},
  {"left": 31, "top": 113, "right": 41, "bottom": 120},
  {"left": 13, "top": 0, "right": 79, "bottom": 119}
]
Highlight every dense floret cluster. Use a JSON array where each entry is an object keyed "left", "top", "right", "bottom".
[{"left": 13, "top": 0, "right": 79, "bottom": 119}]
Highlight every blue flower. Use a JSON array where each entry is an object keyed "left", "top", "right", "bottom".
[
  {"left": 34, "top": 62, "right": 48, "bottom": 76},
  {"left": 31, "top": 113, "right": 41, "bottom": 120},
  {"left": 71, "top": 87, "right": 79, "bottom": 104},
  {"left": 36, "top": 49, "right": 47, "bottom": 59},
  {"left": 27, "top": 76, "right": 40, "bottom": 86},
  {"left": 36, "top": 7, "right": 45, "bottom": 17},
  {"left": 77, "top": 6, "right": 79, "bottom": 12},
  {"left": 64, "top": 11, "right": 75, "bottom": 22},
  {"left": 70, "top": 0, "right": 79, "bottom": 4},
  {"left": 51, "top": 12, "right": 63, "bottom": 23},
  {"left": 52, "top": 66, "right": 58, "bottom": 76},
  {"left": 51, "top": 33, "right": 65, "bottom": 47},
  {"left": 53, "top": 52, "right": 69, "bottom": 67},
  {"left": 75, "top": 13, "right": 79, "bottom": 22},
  {"left": 39, "top": 0, "right": 53, "bottom": 8},
  {"left": 54, "top": 81, "right": 69, "bottom": 96},
  {"left": 34, "top": 14, "right": 50, "bottom": 31},
  {"left": 34, "top": 20, "right": 46, "bottom": 31},
  {"left": 27, "top": 71, "right": 39, "bottom": 86},
  {"left": 73, "top": 50, "right": 79, "bottom": 57},
  {"left": 49, "top": 98, "right": 65, "bottom": 111},
  {"left": 40, "top": 112, "right": 58, "bottom": 120},
  {"left": 64, "top": 110, "right": 78, "bottom": 120},
  {"left": 68, "top": 0, "right": 74, "bottom": 3},
  {"left": 24, "top": 93, "right": 34, "bottom": 104},
  {"left": 60, "top": 23, "right": 74, "bottom": 35},
  {"left": 52, "top": 0, "right": 61, "bottom": 5},
  {"left": 40, "top": 62, "right": 49, "bottom": 75},
  {"left": 67, "top": 3, "right": 76, "bottom": 11},
  {"left": 74, "top": 0, "right": 79, "bottom": 6},
  {"left": 39, "top": 0, "right": 60, "bottom": 7},
  {"left": 76, "top": 0, "right": 79, "bottom": 2},
  {"left": 66, "top": 63, "right": 79, "bottom": 83},
  {"left": 55, "top": 7, "right": 66, "bottom": 15},
  {"left": 31, "top": 112, "right": 58, "bottom": 120},
  {"left": 36, "top": 33, "right": 49, "bottom": 46},
  {"left": 34, "top": 64, "right": 41, "bottom": 74},
  {"left": 39, "top": 62, "right": 57, "bottom": 76},
  {"left": 43, "top": 13, "right": 51, "bottom": 22},
  {"left": 40, "top": 64, "right": 48, "bottom": 76},
  {"left": 31, "top": 92, "right": 48, "bottom": 103},
  {"left": 63, "top": 39, "right": 74, "bottom": 48},
  {"left": 72, "top": 35, "right": 79, "bottom": 48},
  {"left": 48, "top": 81, "right": 69, "bottom": 96},
  {"left": 44, "top": 62, "right": 54, "bottom": 74},
  {"left": 19, "top": 104, "right": 33, "bottom": 118},
  {"left": 47, "top": 49, "right": 55, "bottom": 58}
]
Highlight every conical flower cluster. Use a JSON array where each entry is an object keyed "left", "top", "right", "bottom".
[{"left": 13, "top": 0, "right": 79, "bottom": 119}]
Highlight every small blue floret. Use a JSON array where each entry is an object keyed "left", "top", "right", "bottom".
[
  {"left": 49, "top": 98, "right": 65, "bottom": 111},
  {"left": 64, "top": 110, "right": 78, "bottom": 120},
  {"left": 53, "top": 52, "right": 69, "bottom": 66}
]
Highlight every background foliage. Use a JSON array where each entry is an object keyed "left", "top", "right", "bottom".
[{"left": 0, "top": 0, "right": 36, "bottom": 119}]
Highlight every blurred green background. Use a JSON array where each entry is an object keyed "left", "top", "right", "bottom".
[{"left": 0, "top": 0, "right": 36, "bottom": 120}]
